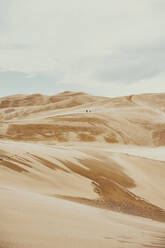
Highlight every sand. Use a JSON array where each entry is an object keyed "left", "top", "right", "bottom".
[{"left": 0, "top": 91, "right": 165, "bottom": 247}]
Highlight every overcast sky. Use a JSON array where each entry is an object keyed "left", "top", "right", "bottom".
[{"left": 0, "top": 0, "right": 165, "bottom": 97}]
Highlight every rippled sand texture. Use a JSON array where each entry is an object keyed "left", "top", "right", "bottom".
[{"left": 0, "top": 91, "right": 165, "bottom": 248}]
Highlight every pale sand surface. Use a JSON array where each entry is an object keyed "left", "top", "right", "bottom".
[
  {"left": 0, "top": 140, "right": 165, "bottom": 208},
  {"left": 0, "top": 186, "right": 165, "bottom": 248},
  {"left": 0, "top": 92, "right": 165, "bottom": 247},
  {"left": 0, "top": 140, "right": 165, "bottom": 247}
]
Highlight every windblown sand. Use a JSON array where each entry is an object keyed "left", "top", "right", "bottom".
[{"left": 0, "top": 91, "right": 165, "bottom": 247}]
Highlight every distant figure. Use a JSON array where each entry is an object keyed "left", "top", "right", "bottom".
[{"left": 86, "top": 109, "right": 88, "bottom": 113}]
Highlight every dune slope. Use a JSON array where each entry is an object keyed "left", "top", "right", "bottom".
[{"left": 0, "top": 91, "right": 165, "bottom": 248}]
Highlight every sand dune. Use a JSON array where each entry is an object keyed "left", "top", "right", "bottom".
[
  {"left": 0, "top": 92, "right": 165, "bottom": 146},
  {"left": 1, "top": 187, "right": 165, "bottom": 248},
  {"left": 0, "top": 92, "right": 165, "bottom": 247}
]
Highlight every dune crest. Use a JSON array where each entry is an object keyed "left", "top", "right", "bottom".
[{"left": 0, "top": 92, "right": 165, "bottom": 248}]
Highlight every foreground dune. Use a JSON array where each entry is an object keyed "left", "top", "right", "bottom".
[
  {"left": 0, "top": 92, "right": 165, "bottom": 247},
  {"left": 1, "top": 186, "right": 165, "bottom": 248}
]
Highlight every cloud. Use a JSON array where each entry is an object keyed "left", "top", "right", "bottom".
[
  {"left": 93, "top": 42, "right": 165, "bottom": 83},
  {"left": 0, "top": 0, "right": 165, "bottom": 97},
  {"left": 0, "top": 71, "right": 63, "bottom": 97},
  {"left": 0, "top": 43, "right": 30, "bottom": 50}
]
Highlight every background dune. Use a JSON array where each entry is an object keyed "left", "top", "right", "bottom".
[
  {"left": 0, "top": 92, "right": 165, "bottom": 146},
  {"left": 0, "top": 92, "right": 165, "bottom": 247}
]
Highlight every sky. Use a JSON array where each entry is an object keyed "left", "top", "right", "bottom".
[{"left": 0, "top": 0, "right": 165, "bottom": 98}]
